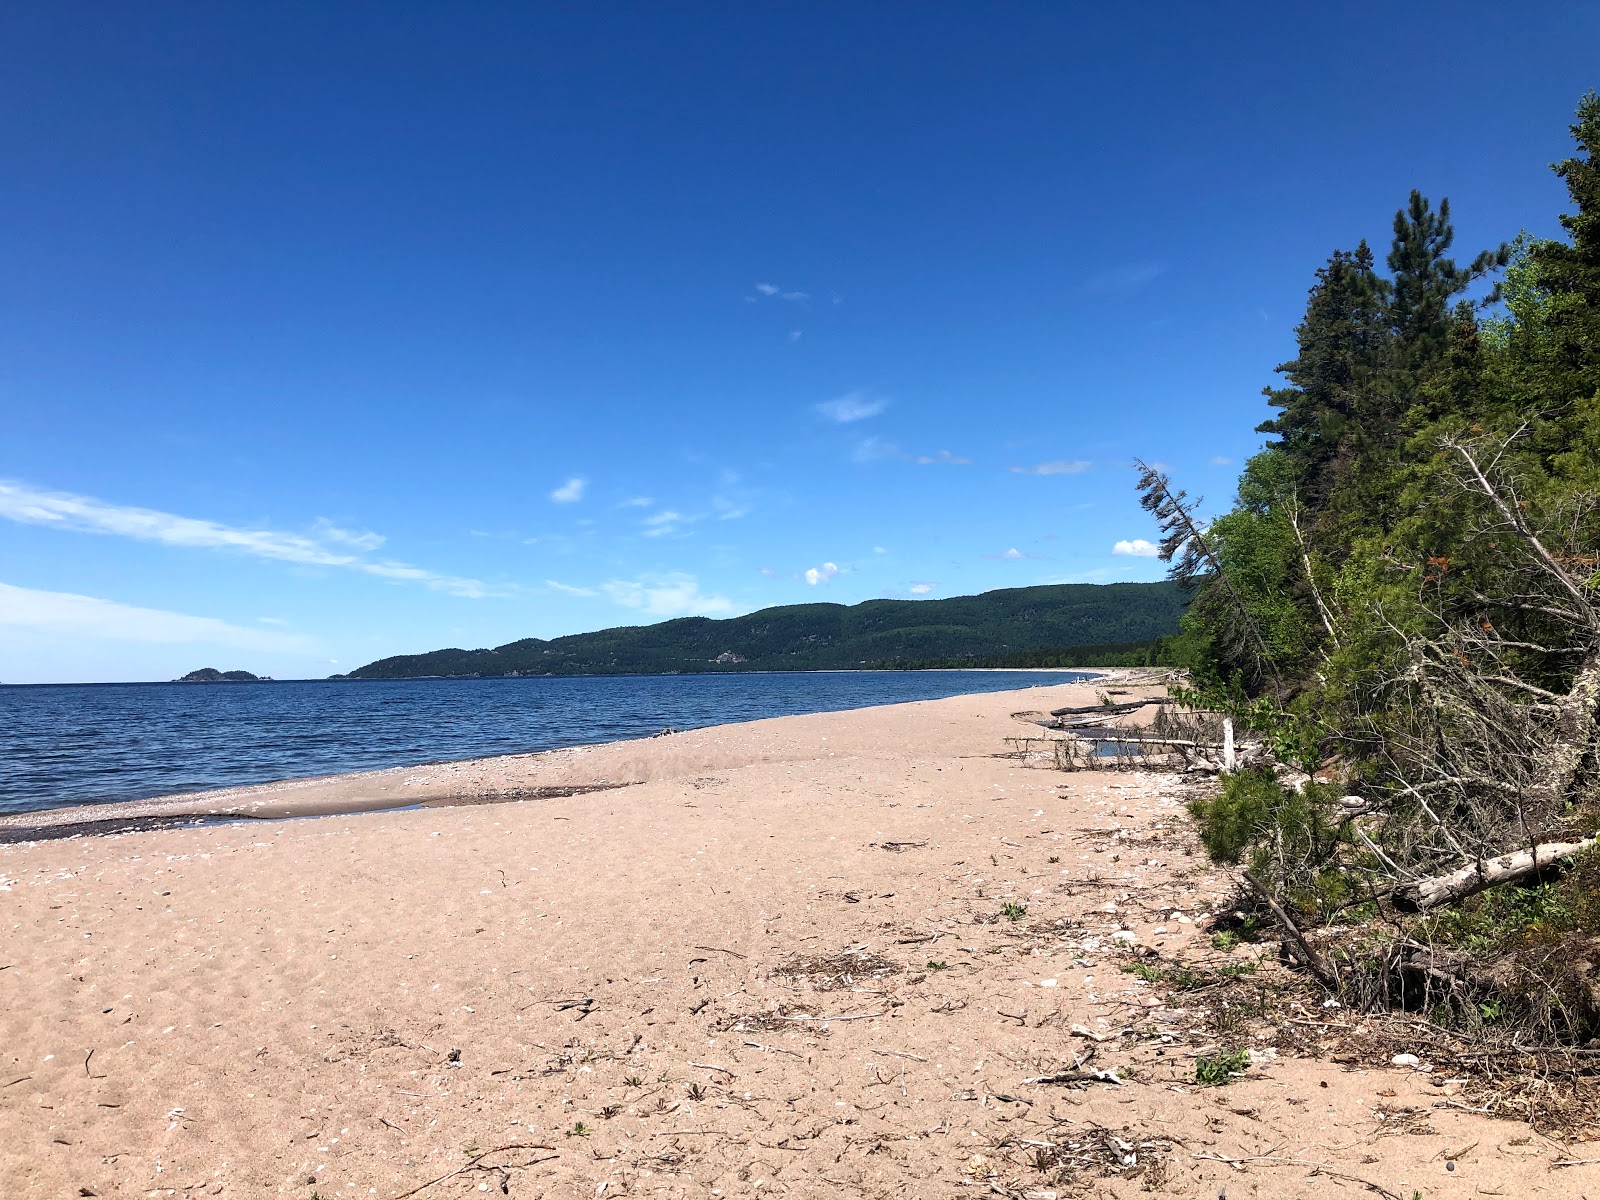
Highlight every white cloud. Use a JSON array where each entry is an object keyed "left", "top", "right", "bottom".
[
  {"left": 0, "top": 478, "right": 493, "bottom": 598},
  {"left": 642, "top": 510, "right": 694, "bottom": 538},
  {"left": 549, "top": 477, "right": 586, "bottom": 504},
  {"left": 1008, "top": 460, "right": 1092, "bottom": 476},
  {"left": 0, "top": 581, "right": 316, "bottom": 652},
  {"left": 908, "top": 582, "right": 933, "bottom": 595},
  {"left": 817, "top": 391, "right": 888, "bottom": 423},
  {"left": 873, "top": 546, "right": 887, "bottom": 555},
  {"left": 545, "top": 579, "right": 599, "bottom": 597},
  {"left": 309, "top": 519, "right": 386, "bottom": 551},
  {"left": 1210, "top": 455, "right": 1234, "bottom": 466},
  {"left": 912, "top": 450, "right": 972, "bottom": 465},
  {"left": 788, "top": 330, "right": 802, "bottom": 342},
  {"left": 804, "top": 561, "right": 840, "bottom": 586},
  {"left": 1001, "top": 547, "right": 1024, "bottom": 560},
  {"left": 616, "top": 496, "right": 654, "bottom": 509},
  {"left": 601, "top": 572, "right": 735, "bottom": 618},
  {"left": 752, "top": 282, "right": 810, "bottom": 302},
  {"left": 1112, "top": 538, "right": 1161, "bottom": 557}
]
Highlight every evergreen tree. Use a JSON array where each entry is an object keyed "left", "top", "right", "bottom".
[{"left": 1256, "top": 241, "right": 1389, "bottom": 520}]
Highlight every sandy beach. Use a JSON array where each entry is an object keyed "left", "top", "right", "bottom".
[{"left": 3, "top": 677, "right": 1595, "bottom": 1198}]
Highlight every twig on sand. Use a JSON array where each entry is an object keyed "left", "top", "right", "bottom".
[
  {"left": 742, "top": 1040, "right": 806, "bottom": 1059},
  {"left": 690, "top": 1062, "right": 735, "bottom": 1076},
  {"left": 776, "top": 1011, "right": 884, "bottom": 1023},
  {"left": 390, "top": 1143, "right": 557, "bottom": 1199},
  {"left": 379, "top": 1117, "right": 407, "bottom": 1135},
  {"left": 1191, "top": 1153, "right": 1401, "bottom": 1199},
  {"left": 871, "top": 1047, "right": 929, "bottom": 1062},
  {"left": 1021, "top": 1069, "right": 1123, "bottom": 1086},
  {"left": 693, "top": 945, "right": 747, "bottom": 959}
]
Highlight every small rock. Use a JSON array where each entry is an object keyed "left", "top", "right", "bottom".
[{"left": 1391, "top": 1053, "right": 1421, "bottom": 1067}]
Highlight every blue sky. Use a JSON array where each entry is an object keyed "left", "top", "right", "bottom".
[{"left": 2, "top": 3, "right": 1597, "bottom": 682}]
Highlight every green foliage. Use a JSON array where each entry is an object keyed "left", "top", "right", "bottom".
[
  {"left": 341, "top": 582, "right": 1188, "bottom": 678},
  {"left": 999, "top": 901, "right": 1027, "bottom": 922},
  {"left": 926, "top": 959, "right": 949, "bottom": 971},
  {"left": 1194, "top": 1048, "right": 1250, "bottom": 1087}
]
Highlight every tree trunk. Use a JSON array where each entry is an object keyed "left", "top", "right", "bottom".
[{"left": 1391, "top": 836, "right": 1598, "bottom": 912}]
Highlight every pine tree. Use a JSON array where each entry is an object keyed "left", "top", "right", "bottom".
[{"left": 1256, "top": 241, "right": 1389, "bottom": 518}]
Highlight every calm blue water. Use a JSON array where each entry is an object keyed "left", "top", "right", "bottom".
[{"left": 0, "top": 671, "right": 1091, "bottom": 816}]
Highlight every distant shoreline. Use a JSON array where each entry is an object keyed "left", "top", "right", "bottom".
[{"left": 0, "top": 665, "right": 1112, "bottom": 688}]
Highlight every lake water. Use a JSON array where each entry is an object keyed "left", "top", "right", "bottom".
[{"left": 0, "top": 670, "right": 1091, "bottom": 816}]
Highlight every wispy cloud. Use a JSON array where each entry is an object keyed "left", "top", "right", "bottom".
[
  {"left": 852, "top": 437, "right": 971, "bottom": 466},
  {"left": 817, "top": 391, "right": 888, "bottom": 424},
  {"left": 0, "top": 479, "right": 494, "bottom": 598},
  {"left": 788, "top": 330, "right": 803, "bottom": 343},
  {"left": 1086, "top": 261, "right": 1167, "bottom": 292},
  {"left": 1112, "top": 538, "right": 1161, "bottom": 557},
  {"left": 641, "top": 510, "right": 693, "bottom": 538},
  {"left": 908, "top": 581, "right": 933, "bottom": 595},
  {"left": 804, "top": 561, "right": 840, "bottom": 586},
  {"left": 549, "top": 477, "right": 586, "bottom": 504},
  {"left": 602, "top": 572, "right": 735, "bottom": 618},
  {"left": 616, "top": 496, "right": 654, "bottom": 509},
  {"left": 751, "top": 282, "right": 810, "bottom": 302},
  {"left": 1008, "top": 460, "right": 1091, "bottom": 476},
  {"left": 0, "top": 581, "right": 316, "bottom": 652},
  {"left": 1210, "top": 455, "right": 1234, "bottom": 466},
  {"left": 545, "top": 579, "right": 599, "bottom": 597}
]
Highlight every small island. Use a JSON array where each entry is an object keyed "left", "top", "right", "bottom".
[{"left": 176, "top": 668, "right": 270, "bottom": 682}]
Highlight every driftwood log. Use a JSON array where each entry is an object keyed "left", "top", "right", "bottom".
[
  {"left": 1391, "top": 835, "right": 1599, "bottom": 912},
  {"left": 1048, "top": 700, "right": 1158, "bottom": 719}
]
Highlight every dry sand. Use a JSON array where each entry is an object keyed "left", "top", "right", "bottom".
[{"left": 2, "top": 678, "right": 1595, "bottom": 1198}]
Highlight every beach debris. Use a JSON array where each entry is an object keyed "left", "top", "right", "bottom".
[
  {"left": 877, "top": 839, "right": 928, "bottom": 852},
  {"left": 770, "top": 947, "right": 898, "bottom": 991},
  {"left": 552, "top": 997, "right": 597, "bottom": 1020},
  {"left": 389, "top": 1142, "right": 559, "bottom": 1199}
]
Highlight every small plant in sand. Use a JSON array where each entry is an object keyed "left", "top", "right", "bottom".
[
  {"left": 685, "top": 1082, "right": 707, "bottom": 1101},
  {"left": 600, "top": 1104, "right": 621, "bottom": 1119},
  {"left": 565, "top": 1121, "right": 592, "bottom": 1138},
  {"left": 622, "top": 1074, "right": 642, "bottom": 1088},
  {"left": 1000, "top": 901, "right": 1027, "bottom": 922},
  {"left": 927, "top": 959, "right": 949, "bottom": 971},
  {"left": 1194, "top": 1048, "right": 1249, "bottom": 1087}
]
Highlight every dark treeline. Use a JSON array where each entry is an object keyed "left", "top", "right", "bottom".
[
  {"left": 879, "top": 637, "right": 1173, "bottom": 671},
  {"left": 1149, "top": 94, "right": 1600, "bottom": 1044}
]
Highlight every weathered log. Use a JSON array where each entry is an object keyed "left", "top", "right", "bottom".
[
  {"left": 1391, "top": 836, "right": 1599, "bottom": 912},
  {"left": 1048, "top": 700, "right": 1160, "bottom": 718}
]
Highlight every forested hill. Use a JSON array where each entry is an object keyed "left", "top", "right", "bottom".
[{"left": 339, "top": 582, "right": 1185, "bottom": 679}]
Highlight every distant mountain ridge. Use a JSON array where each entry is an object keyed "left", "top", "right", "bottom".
[{"left": 339, "top": 582, "right": 1185, "bottom": 680}]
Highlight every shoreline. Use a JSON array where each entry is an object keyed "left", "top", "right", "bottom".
[{"left": 0, "top": 667, "right": 1126, "bottom": 840}]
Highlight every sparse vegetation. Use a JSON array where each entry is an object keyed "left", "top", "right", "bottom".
[
  {"left": 1000, "top": 901, "right": 1027, "bottom": 922},
  {"left": 1194, "top": 1048, "right": 1250, "bottom": 1087}
]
